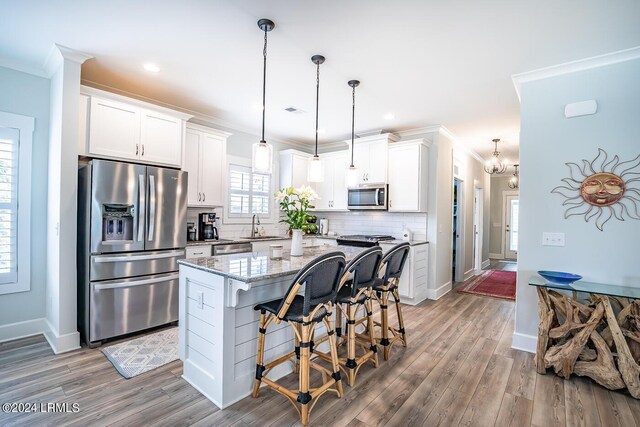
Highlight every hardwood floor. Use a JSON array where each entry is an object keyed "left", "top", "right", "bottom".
[{"left": 1, "top": 267, "right": 639, "bottom": 426}]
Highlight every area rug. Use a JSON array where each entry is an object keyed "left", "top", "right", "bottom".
[
  {"left": 457, "top": 270, "right": 516, "bottom": 301},
  {"left": 101, "top": 327, "right": 179, "bottom": 379}
]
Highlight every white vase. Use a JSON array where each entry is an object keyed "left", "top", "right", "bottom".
[{"left": 290, "top": 229, "right": 304, "bottom": 257}]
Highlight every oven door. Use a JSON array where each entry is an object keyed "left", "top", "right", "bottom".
[{"left": 348, "top": 185, "right": 388, "bottom": 210}]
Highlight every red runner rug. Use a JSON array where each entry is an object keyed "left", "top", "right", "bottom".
[{"left": 457, "top": 270, "right": 516, "bottom": 301}]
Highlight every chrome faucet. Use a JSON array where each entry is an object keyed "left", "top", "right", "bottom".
[{"left": 251, "top": 214, "right": 260, "bottom": 238}]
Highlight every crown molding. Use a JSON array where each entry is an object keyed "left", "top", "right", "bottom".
[
  {"left": 395, "top": 125, "right": 441, "bottom": 139},
  {"left": 44, "top": 44, "right": 92, "bottom": 77},
  {"left": 511, "top": 46, "right": 640, "bottom": 101},
  {"left": 0, "top": 58, "right": 49, "bottom": 78}
]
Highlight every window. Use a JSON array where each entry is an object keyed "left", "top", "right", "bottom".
[
  {"left": 228, "top": 164, "right": 271, "bottom": 217},
  {"left": 0, "top": 111, "right": 33, "bottom": 295}
]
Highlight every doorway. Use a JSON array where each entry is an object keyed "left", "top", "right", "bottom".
[
  {"left": 452, "top": 178, "right": 464, "bottom": 283},
  {"left": 473, "top": 186, "right": 483, "bottom": 273},
  {"left": 503, "top": 192, "right": 519, "bottom": 260}
]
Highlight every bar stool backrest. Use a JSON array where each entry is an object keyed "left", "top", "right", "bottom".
[
  {"left": 276, "top": 251, "right": 346, "bottom": 318},
  {"left": 379, "top": 243, "right": 411, "bottom": 283},
  {"left": 341, "top": 246, "right": 383, "bottom": 297}
]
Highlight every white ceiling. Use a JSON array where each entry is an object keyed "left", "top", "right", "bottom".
[{"left": 2, "top": 0, "right": 640, "bottom": 161}]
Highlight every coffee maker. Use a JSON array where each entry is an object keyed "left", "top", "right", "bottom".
[{"left": 199, "top": 213, "right": 218, "bottom": 241}]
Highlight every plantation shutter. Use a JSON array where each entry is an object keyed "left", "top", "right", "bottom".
[
  {"left": 0, "top": 128, "right": 19, "bottom": 285},
  {"left": 228, "top": 164, "right": 270, "bottom": 217}
]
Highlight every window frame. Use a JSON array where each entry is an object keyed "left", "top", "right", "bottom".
[
  {"left": 223, "top": 156, "right": 277, "bottom": 225},
  {"left": 0, "top": 111, "right": 34, "bottom": 295}
]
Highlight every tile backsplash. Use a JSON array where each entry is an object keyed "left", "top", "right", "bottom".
[{"left": 187, "top": 208, "right": 427, "bottom": 241}]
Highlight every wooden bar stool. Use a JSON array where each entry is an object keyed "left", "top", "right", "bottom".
[
  {"left": 251, "top": 252, "right": 346, "bottom": 426},
  {"left": 374, "top": 242, "right": 411, "bottom": 360},
  {"left": 314, "top": 246, "right": 383, "bottom": 386}
]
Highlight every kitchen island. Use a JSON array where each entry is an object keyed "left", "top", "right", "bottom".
[{"left": 177, "top": 245, "right": 367, "bottom": 409}]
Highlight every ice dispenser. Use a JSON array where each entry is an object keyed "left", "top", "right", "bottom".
[{"left": 101, "top": 204, "right": 134, "bottom": 243}]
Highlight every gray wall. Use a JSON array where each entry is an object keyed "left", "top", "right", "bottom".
[
  {"left": 0, "top": 66, "right": 50, "bottom": 326},
  {"left": 489, "top": 176, "right": 518, "bottom": 256},
  {"left": 514, "top": 57, "right": 640, "bottom": 349}
]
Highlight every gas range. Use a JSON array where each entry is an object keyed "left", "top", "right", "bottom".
[{"left": 337, "top": 234, "right": 396, "bottom": 247}]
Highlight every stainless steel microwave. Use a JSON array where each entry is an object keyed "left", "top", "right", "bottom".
[{"left": 347, "top": 184, "right": 388, "bottom": 210}]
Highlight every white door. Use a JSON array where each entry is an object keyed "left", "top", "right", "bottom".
[
  {"left": 504, "top": 194, "right": 519, "bottom": 259},
  {"left": 473, "top": 187, "right": 483, "bottom": 272},
  {"left": 332, "top": 152, "right": 349, "bottom": 210},
  {"left": 183, "top": 130, "right": 201, "bottom": 206},
  {"left": 367, "top": 140, "right": 388, "bottom": 183},
  {"left": 313, "top": 158, "right": 333, "bottom": 210},
  {"left": 89, "top": 97, "right": 140, "bottom": 161},
  {"left": 140, "top": 109, "right": 182, "bottom": 167},
  {"left": 388, "top": 144, "right": 419, "bottom": 211},
  {"left": 200, "top": 134, "right": 225, "bottom": 206}
]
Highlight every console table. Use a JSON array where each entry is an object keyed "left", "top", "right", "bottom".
[{"left": 530, "top": 276, "right": 640, "bottom": 398}]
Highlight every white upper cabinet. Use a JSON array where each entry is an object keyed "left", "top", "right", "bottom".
[
  {"left": 312, "top": 151, "right": 349, "bottom": 210},
  {"left": 388, "top": 139, "right": 430, "bottom": 212},
  {"left": 279, "top": 150, "right": 312, "bottom": 190},
  {"left": 140, "top": 109, "right": 183, "bottom": 166},
  {"left": 80, "top": 86, "right": 191, "bottom": 168},
  {"left": 349, "top": 134, "right": 399, "bottom": 184},
  {"left": 183, "top": 124, "right": 229, "bottom": 207}
]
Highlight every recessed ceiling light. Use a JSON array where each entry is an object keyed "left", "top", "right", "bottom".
[
  {"left": 143, "top": 63, "right": 160, "bottom": 73},
  {"left": 384, "top": 113, "right": 395, "bottom": 120}
]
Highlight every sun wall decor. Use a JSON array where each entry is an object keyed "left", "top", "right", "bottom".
[{"left": 551, "top": 149, "right": 640, "bottom": 231}]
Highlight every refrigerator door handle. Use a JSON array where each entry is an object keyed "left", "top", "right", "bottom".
[
  {"left": 148, "top": 174, "right": 156, "bottom": 241},
  {"left": 137, "top": 174, "right": 145, "bottom": 242},
  {"left": 94, "top": 273, "right": 179, "bottom": 291},
  {"left": 94, "top": 250, "right": 185, "bottom": 263}
]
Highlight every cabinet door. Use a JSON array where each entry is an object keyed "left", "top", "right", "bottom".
[
  {"left": 140, "top": 109, "right": 183, "bottom": 167},
  {"left": 200, "top": 134, "right": 225, "bottom": 206},
  {"left": 331, "top": 152, "right": 349, "bottom": 210},
  {"left": 388, "top": 145, "right": 420, "bottom": 211},
  {"left": 183, "top": 130, "right": 201, "bottom": 206},
  {"left": 353, "top": 143, "right": 369, "bottom": 183},
  {"left": 312, "top": 158, "right": 333, "bottom": 210},
  {"left": 367, "top": 140, "right": 388, "bottom": 183},
  {"left": 89, "top": 97, "right": 140, "bottom": 161},
  {"left": 186, "top": 245, "right": 212, "bottom": 259},
  {"left": 291, "top": 155, "right": 310, "bottom": 189}
]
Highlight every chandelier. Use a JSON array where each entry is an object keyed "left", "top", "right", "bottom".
[
  {"left": 484, "top": 138, "right": 507, "bottom": 174},
  {"left": 508, "top": 164, "right": 520, "bottom": 189}
]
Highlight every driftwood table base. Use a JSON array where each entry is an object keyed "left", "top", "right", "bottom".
[{"left": 535, "top": 287, "right": 640, "bottom": 398}]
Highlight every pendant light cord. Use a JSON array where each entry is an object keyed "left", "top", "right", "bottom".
[
  {"left": 314, "top": 61, "right": 320, "bottom": 157},
  {"left": 350, "top": 84, "right": 356, "bottom": 167},
  {"left": 261, "top": 29, "right": 267, "bottom": 144}
]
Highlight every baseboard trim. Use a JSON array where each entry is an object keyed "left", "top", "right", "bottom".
[
  {"left": 463, "top": 268, "right": 475, "bottom": 281},
  {"left": 427, "top": 281, "right": 452, "bottom": 300},
  {"left": 489, "top": 253, "right": 504, "bottom": 260},
  {"left": 43, "top": 319, "right": 80, "bottom": 354},
  {"left": 481, "top": 259, "right": 490, "bottom": 269},
  {"left": 0, "top": 318, "right": 47, "bottom": 343},
  {"left": 511, "top": 331, "right": 537, "bottom": 354}
]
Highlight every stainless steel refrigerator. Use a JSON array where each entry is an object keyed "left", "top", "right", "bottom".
[{"left": 77, "top": 159, "right": 187, "bottom": 346}]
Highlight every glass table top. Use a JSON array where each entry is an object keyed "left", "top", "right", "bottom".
[{"left": 529, "top": 275, "right": 640, "bottom": 299}]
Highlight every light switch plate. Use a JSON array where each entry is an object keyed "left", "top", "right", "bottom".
[{"left": 542, "top": 232, "right": 565, "bottom": 246}]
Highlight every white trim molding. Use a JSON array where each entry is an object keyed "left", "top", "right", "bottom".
[
  {"left": 43, "top": 319, "right": 80, "bottom": 354},
  {"left": 44, "top": 44, "right": 93, "bottom": 77},
  {"left": 489, "top": 253, "right": 504, "bottom": 260},
  {"left": 512, "top": 46, "right": 640, "bottom": 101},
  {"left": 0, "top": 318, "right": 47, "bottom": 343},
  {"left": 481, "top": 259, "right": 491, "bottom": 269},
  {"left": 427, "top": 281, "right": 452, "bottom": 300},
  {"left": 511, "top": 332, "right": 537, "bottom": 354},
  {"left": 463, "top": 268, "right": 476, "bottom": 282}
]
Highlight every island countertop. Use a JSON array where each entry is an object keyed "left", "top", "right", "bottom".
[{"left": 178, "top": 245, "right": 368, "bottom": 283}]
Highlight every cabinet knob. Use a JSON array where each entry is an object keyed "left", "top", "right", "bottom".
[
  {"left": 203, "top": 193, "right": 205, "bottom": 202},
  {"left": 136, "top": 144, "right": 139, "bottom": 156},
  {"left": 198, "top": 192, "right": 201, "bottom": 202},
  {"left": 141, "top": 144, "right": 145, "bottom": 156}
]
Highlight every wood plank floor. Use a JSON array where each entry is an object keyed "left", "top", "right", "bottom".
[{"left": 1, "top": 261, "right": 638, "bottom": 426}]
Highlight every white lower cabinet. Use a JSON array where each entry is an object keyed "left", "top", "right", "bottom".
[
  {"left": 251, "top": 239, "right": 291, "bottom": 253},
  {"left": 379, "top": 243, "right": 429, "bottom": 305},
  {"left": 186, "top": 245, "right": 213, "bottom": 259}
]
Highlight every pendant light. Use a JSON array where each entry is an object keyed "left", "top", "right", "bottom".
[
  {"left": 252, "top": 19, "right": 275, "bottom": 174},
  {"left": 508, "top": 164, "right": 520, "bottom": 189},
  {"left": 307, "top": 55, "right": 325, "bottom": 183},
  {"left": 345, "top": 79, "right": 360, "bottom": 188},
  {"left": 484, "top": 138, "right": 508, "bottom": 174}
]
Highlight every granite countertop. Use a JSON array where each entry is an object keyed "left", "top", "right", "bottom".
[
  {"left": 380, "top": 239, "right": 429, "bottom": 246},
  {"left": 186, "top": 234, "right": 337, "bottom": 247},
  {"left": 178, "top": 245, "right": 368, "bottom": 283}
]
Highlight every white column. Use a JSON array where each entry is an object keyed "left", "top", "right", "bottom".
[{"left": 44, "top": 44, "right": 92, "bottom": 353}]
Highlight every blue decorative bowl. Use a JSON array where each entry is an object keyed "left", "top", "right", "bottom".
[{"left": 537, "top": 270, "right": 583, "bottom": 285}]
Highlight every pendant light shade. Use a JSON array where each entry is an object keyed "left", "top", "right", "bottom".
[
  {"left": 345, "top": 79, "right": 360, "bottom": 188},
  {"left": 508, "top": 164, "right": 520, "bottom": 189},
  {"left": 252, "top": 18, "right": 275, "bottom": 174},
  {"left": 307, "top": 55, "right": 325, "bottom": 183}
]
